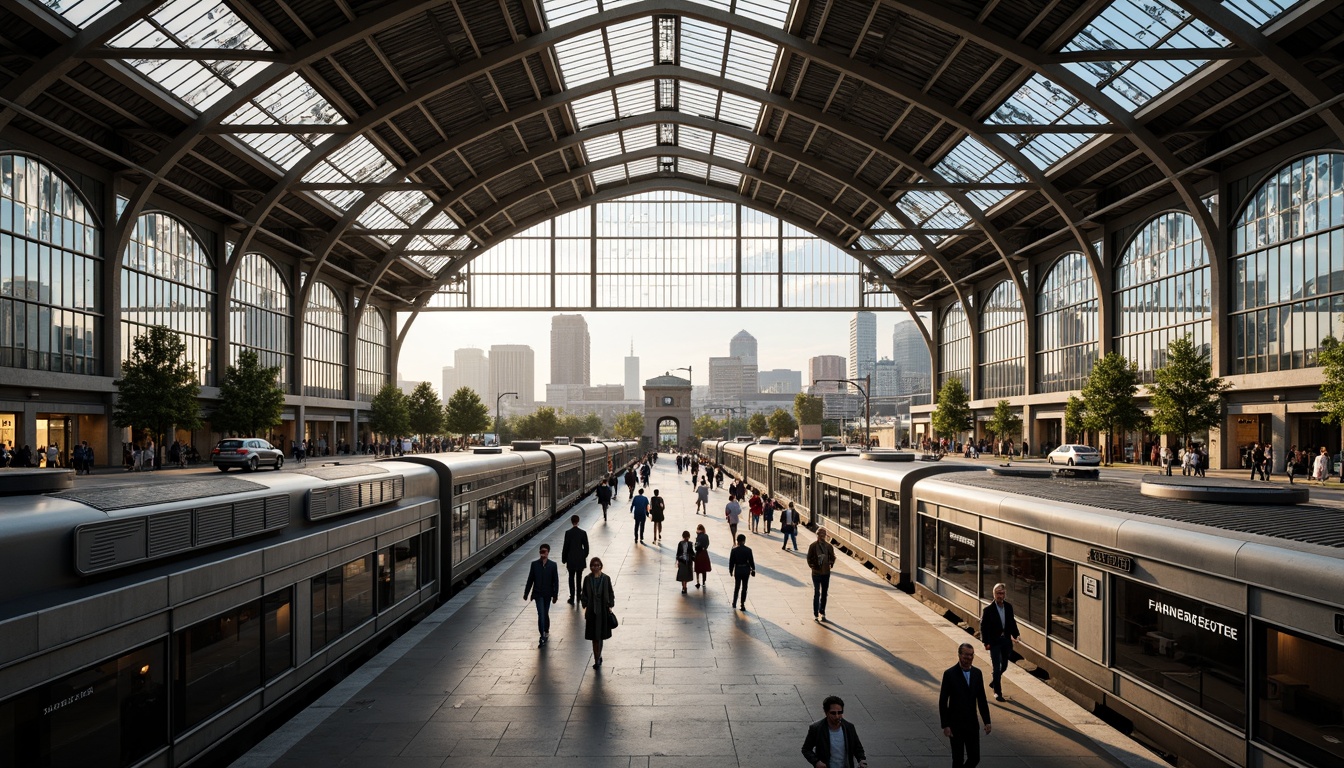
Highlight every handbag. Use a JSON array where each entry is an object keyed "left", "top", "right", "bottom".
[{"left": 607, "top": 609, "right": 619, "bottom": 628}]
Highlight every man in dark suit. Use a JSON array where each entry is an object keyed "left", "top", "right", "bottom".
[
  {"left": 728, "top": 534, "right": 755, "bottom": 611},
  {"left": 801, "top": 695, "right": 867, "bottom": 768},
  {"left": 522, "top": 543, "right": 560, "bottom": 645},
  {"left": 980, "top": 582, "right": 1020, "bottom": 701},
  {"left": 595, "top": 480, "right": 613, "bottom": 521},
  {"left": 560, "top": 515, "right": 589, "bottom": 605},
  {"left": 939, "top": 643, "right": 992, "bottom": 767}
]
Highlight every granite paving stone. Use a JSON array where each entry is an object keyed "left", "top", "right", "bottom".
[{"left": 235, "top": 457, "right": 1164, "bottom": 768}]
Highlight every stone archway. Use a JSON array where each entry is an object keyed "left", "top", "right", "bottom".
[
  {"left": 642, "top": 374, "right": 692, "bottom": 451},
  {"left": 656, "top": 417, "right": 680, "bottom": 448}
]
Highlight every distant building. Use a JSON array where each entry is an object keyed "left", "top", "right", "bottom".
[
  {"left": 441, "top": 365, "right": 456, "bottom": 398},
  {"left": 550, "top": 314, "right": 590, "bottom": 387},
  {"left": 729, "top": 330, "right": 758, "bottom": 367},
  {"left": 758, "top": 368, "right": 802, "bottom": 394},
  {"left": 849, "top": 311, "right": 876, "bottom": 386},
  {"left": 454, "top": 348, "right": 491, "bottom": 402},
  {"left": 873, "top": 358, "right": 899, "bottom": 397},
  {"left": 396, "top": 379, "right": 419, "bottom": 396},
  {"left": 624, "top": 341, "right": 640, "bottom": 400},
  {"left": 891, "top": 320, "right": 932, "bottom": 395},
  {"left": 490, "top": 344, "right": 535, "bottom": 407},
  {"left": 709, "top": 356, "right": 754, "bottom": 404},
  {"left": 809, "top": 355, "right": 846, "bottom": 393}
]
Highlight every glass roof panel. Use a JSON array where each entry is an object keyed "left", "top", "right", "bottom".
[
  {"left": 613, "top": 80, "right": 656, "bottom": 117},
  {"left": 680, "top": 158, "right": 710, "bottom": 179},
  {"left": 723, "top": 31, "right": 778, "bottom": 90},
  {"left": 623, "top": 124, "right": 658, "bottom": 150},
  {"left": 627, "top": 157, "right": 659, "bottom": 177},
  {"left": 570, "top": 91, "right": 617, "bottom": 128},
  {"left": 552, "top": 30, "right": 610, "bottom": 88},
  {"left": 583, "top": 133, "right": 625, "bottom": 162},
  {"left": 876, "top": 255, "right": 911, "bottom": 272},
  {"left": 591, "top": 166, "right": 627, "bottom": 185},
  {"left": 408, "top": 254, "right": 451, "bottom": 273},
  {"left": 708, "top": 166, "right": 742, "bottom": 186},
  {"left": 712, "top": 133, "right": 751, "bottom": 164},
  {"left": 933, "top": 136, "right": 1027, "bottom": 212},
  {"left": 302, "top": 135, "right": 398, "bottom": 211},
  {"left": 678, "top": 125, "right": 714, "bottom": 154},
  {"left": 987, "top": 73, "right": 1104, "bottom": 169},
  {"left": 541, "top": 0, "right": 600, "bottom": 26},
  {"left": 679, "top": 19, "right": 728, "bottom": 77},
  {"left": 231, "top": 132, "right": 309, "bottom": 170},
  {"left": 716, "top": 91, "right": 763, "bottom": 128},
  {"left": 606, "top": 18, "right": 655, "bottom": 75},
  {"left": 38, "top": 0, "right": 119, "bottom": 27},
  {"left": 678, "top": 81, "right": 721, "bottom": 118}
]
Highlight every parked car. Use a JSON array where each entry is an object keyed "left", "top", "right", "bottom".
[
  {"left": 1046, "top": 444, "right": 1101, "bottom": 466},
  {"left": 212, "top": 438, "right": 285, "bottom": 472}
]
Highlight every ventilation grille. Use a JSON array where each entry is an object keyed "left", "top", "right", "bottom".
[
  {"left": 75, "top": 494, "right": 291, "bottom": 575},
  {"left": 307, "top": 476, "right": 404, "bottom": 521}
]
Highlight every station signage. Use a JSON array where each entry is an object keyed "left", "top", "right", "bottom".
[{"left": 1088, "top": 548, "right": 1134, "bottom": 572}]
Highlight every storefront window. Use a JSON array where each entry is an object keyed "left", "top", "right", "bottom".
[
  {"left": 1036, "top": 251, "right": 1098, "bottom": 393},
  {"left": 937, "top": 521, "right": 979, "bottom": 596},
  {"left": 979, "top": 535, "right": 1046, "bottom": 628},
  {"left": 979, "top": 281, "right": 1025, "bottom": 398},
  {"left": 1112, "top": 579, "right": 1245, "bottom": 726},
  {"left": 1049, "top": 558, "right": 1076, "bottom": 645},
  {"left": 1256, "top": 624, "right": 1344, "bottom": 767}
]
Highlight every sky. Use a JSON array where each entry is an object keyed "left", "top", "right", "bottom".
[{"left": 397, "top": 310, "right": 925, "bottom": 401}]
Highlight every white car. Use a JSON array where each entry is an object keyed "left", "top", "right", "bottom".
[{"left": 1047, "top": 444, "right": 1101, "bottom": 466}]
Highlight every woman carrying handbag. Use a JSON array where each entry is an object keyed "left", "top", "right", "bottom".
[
  {"left": 580, "top": 557, "right": 616, "bottom": 668},
  {"left": 675, "top": 531, "right": 696, "bottom": 594}
]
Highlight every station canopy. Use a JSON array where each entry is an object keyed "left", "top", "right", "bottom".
[{"left": 3, "top": 0, "right": 1340, "bottom": 312}]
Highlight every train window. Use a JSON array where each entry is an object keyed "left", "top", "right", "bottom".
[
  {"left": 937, "top": 521, "right": 979, "bottom": 596},
  {"left": 558, "top": 468, "right": 581, "bottom": 498},
  {"left": 1112, "top": 579, "right": 1245, "bottom": 727},
  {"left": 378, "top": 536, "right": 419, "bottom": 611},
  {"left": 819, "top": 484, "right": 840, "bottom": 527},
  {"left": 1048, "top": 559, "right": 1076, "bottom": 646},
  {"left": 538, "top": 475, "right": 551, "bottom": 519},
  {"left": 418, "top": 529, "right": 436, "bottom": 587},
  {"left": 979, "top": 535, "right": 1046, "bottom": 629},
  {"left": 1255, "top": 623, "right": 1344, "bottom": 767},
  {"left": 342, "top": 555, "right": 375, "bottom": 633},
  {"left": 311, "top": 568, "right": 340, "bottom": 653},
  {"left": 0, "top": 642, "right": 166, "bottom": 767},
  {"left": 919, "top": 516, "right": 938, "bottom": 573},
  {"left": 475, "top": 484, "right": 536, "bottom": 550},
  {"left": 311, "top": 553, "right": 376, "bottom": 654},
  {"left": 263, "top": 589, "right": 293, "bottom": 682},
  {"left": 773, "top": 469, "right": 802, "bottom": 503},
  {"left": 452, "top": 503, "right": 471, "bottom": 564},
  {"left": 877, "top": 499, "right": 899, "bottom": 553},
  {"left": 175, "top": 601, "right": 262, "bottom": 732}
]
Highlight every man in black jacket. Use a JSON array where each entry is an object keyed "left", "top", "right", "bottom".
[
  {"left": 728, "top": 534, "right": 755, "bottom": 611},
  {"left": 939, "top": 643, "right": 992, "bottom": 767},
  {"left": 560, "top": 515, "right": 589, "bottom": 605},
  {"left": 980, "top": 582, "right": 1020, "bottom": 701},
  {"left": 801, "top": 695, "right": 867, "bottom": 768},
  {"left": 522, "top": 544, "right": 559, "bottom": 645},
  {"left": 595, "top": 480, "right": 613, "bottom": 521}
]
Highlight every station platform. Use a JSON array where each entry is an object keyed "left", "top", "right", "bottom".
[{"left": 234, "top": 459, "right": 1163, "bottom": 768}]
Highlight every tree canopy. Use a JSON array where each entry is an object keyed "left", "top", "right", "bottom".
[
  {"left": 747, "top": 412, "right": 769, "bottom": 437},
  {"left": 1064, "top": 395, "right": 1086, "bottom": 444},
  {"left": 1080, "top": 352, "right": 1145, "bottom": 464},
  {"left": 1316, "top": 336, "right": 1344, "bottom": 428},
  {"left": 768, "top": 408, "right": 798, "bottom": 439},
  {"left": 693, "top": 414, "right": 724, "bottom": 441},
  {"left": 794, "top": 392, "right": 824, "bottom": 425},
  {"left": 368, "top": 383, "right": 410, "bottom": 438},
  {"left": 406, "top": 381, "right": 444, "bottom": 441},
  {"left": 1149, "top": 335, "right": 1230, "bottom": 447},
  {"left": 213, "top": 349, "right": 284, "bottom": 438},
  {"left": 985, "top": 400, "right": 1022, "bottom": 452},
  {"left": 443, "top": 386, "right": 491, "bottom": 438},
  {"left": 612, "top": 410, "right": 645, "bottom": 439},
  {"left": 114, "top": 325, "right": 203, "bottom": 461},
  {"left": 930, "top": 377, "right": 971, "bottom": 439},
  {"left": 513, "top": 406, "right": 561, "bottom": 439}
]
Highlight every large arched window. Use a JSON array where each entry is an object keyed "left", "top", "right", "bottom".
[
  {"left": 121, "top": 212, "right": 214, "bottom": 385},
  {"left": 303, "top": 282, "right": 347, "bottom": 398},
  {"left": 979, "top": 281, "right": 1024, "bottom": 399},
  {"left": 1232, "top": 153, "right": 1344, "bottom": 374},
  {"left": 0, "top": 155, "right": 101, "bottom": 374},
  {"left": 938, "top": 301, "right": 970, "bottom": 391},
  {"left": 229, "top": 253, "right": 291, "bottom": 389},
  {"left": 1036, "top": 251, "right": 1097, "bottom": 393},
  {"left": 1116, "top": 212, "right": 1210, "bottom": 383},
  {"left": 356, "top": 307, "right": 389, "bottom": 402}
]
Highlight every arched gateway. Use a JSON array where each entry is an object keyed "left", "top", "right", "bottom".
[{"left": 641, "top": 374, "right": 692, "bottom": 451}]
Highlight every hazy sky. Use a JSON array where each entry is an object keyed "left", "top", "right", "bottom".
[{"left": 397, "top": 310, "right": 926, "bottom": 401}]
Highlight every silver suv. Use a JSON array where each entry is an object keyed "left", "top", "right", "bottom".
[{"left": 212, "top": 438, "right": 285, "bottom": 472}]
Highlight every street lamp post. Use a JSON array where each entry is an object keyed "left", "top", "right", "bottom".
[
  {"left": 816, "top": 376, "right": 871, "bottom": 449},
  {"left": 495, "top": 392, "right": 518, "bottom": 445},
  {"left": 708, "top": 405, "right": 740, "bottom": 439}
]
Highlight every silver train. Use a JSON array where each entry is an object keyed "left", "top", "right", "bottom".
[
  {"left": 703, "top": 438, "right": 1344, "bottom": 768},
  {"left": 0, "top": 438, "right": 639, "bottom": 768}
]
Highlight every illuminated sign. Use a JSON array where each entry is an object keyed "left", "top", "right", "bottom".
[{"left": 1147, "top": 598, "right": 1239, "bottom": 640}]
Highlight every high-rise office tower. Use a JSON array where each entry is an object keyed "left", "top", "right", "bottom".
[
  {"left": 624, "top": 341, "right": 640, "bottom": 400},
  {"left": 729, "top": 330, "right": 758, "bottom": 366},
  {"left": 809, "top": 355, "right": 846, "bottom": 392},
  {"left": 441, "top": 366, "right": 456, "bottom": 398},
  {"left": 549, "top": 314, "right": 590, "bottom": 387},
  {"left": 849, "top": 311, "right": 876, "bottom": 386},
  {"left": 490, "top": 345, "right": 536, "bottom": 406},
  {"left": 454, "top": 348, "right": 491, "bottom": 402},
  {"left": 892, "top": 320, "right": 932, "bottom": 395},
  {"left": 874, "top": 358, "right": 900, "bottom": 397},
  {"left": 758, "top": 369, "right": 802, "bottom": 394},
  {"left": 709, "top": 356, "right": 751, "bottom": 403}
]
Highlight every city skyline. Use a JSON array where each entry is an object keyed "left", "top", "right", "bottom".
[{"left": 399, "top": 311, "right": 929, "bottom": 402}]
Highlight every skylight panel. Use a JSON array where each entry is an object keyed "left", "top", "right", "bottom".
[
  {"left": 231, "top": 132, "right": 309, "bottom": 170},
  {"left": 39, "top": 0, "right": 118, "bottom": 27},
  {"left": 328, "top": 136, "right": 396, "bottom": 184},
  {"left": 874, "top": 212, "right": 902, "bottom": 231},
  {"left": 987, "top": 73, "right": 1104, "bottom": 169},
  {"left": 717, "top": 91, "right": 763, "bottom": 129},
  {"left": 408, "top": 254, "right": 451, "bottom": 273},
  {"left": 934, "top": 137, "right": 1027, "bottom": 212},
  {"left": 712, "top": 134, "right": 751, "bottom": 165},
  {"left": 613, "top": 81, "right": 656, "bottom": 117},
  {"left": 553, "top": 31, "right": 610, "bottom": 88},
  {"left": 679, "top": 125, "right": 714, "bottom": 154},
  {"left": 583, "top": 133, "right": 625, "bottom": 162},
  {"left": 902, "top": 191, "right": 969, "bottom": 231},
  {"left": 733, "top": 0, "right": 792, "bottom": 27},
  {"left": 153, "top": 1, "right": 269, "bottom": 52},
  {"left": 606, "top": 18, "right": 654, "bottom": 76},
  {"left": 1223, "top": 0, "right": 1299, "bottom": 26},
  {"left": 680, "top": 19, "right": 729, "bottom": 78},
  {"left": 541, "top": 0, "right": 599, "bottom": 26},
  {"left": 680, "top": 158, "right": 711, "bottom": 179},
  {"left": 679, "top": 82, "right": 721, "bottom": 118},
  {"left": 627, "top": 157, "right": 659, "bottom": 177},
  {"left": 877, "top": 255, "right": 912, "bottom": 272},
  {"left": 708, "top": 166, "right": 742, "bottom": 186},
  {"left": 571, "top": 92, "right": 617, "bottom": 128},
  {"left": 723, "top": 32, "right": 778, "bottom": 90},
  {"left": 592, "top": 166, "right": 627, "bottom": 186},
  {"left": 623, "top": 124, "right": 658, "bottom": 151},
  {"left": 357, "top": 204, "right": 402, "bottom": 241},
  {"left": 380, "top": 190, "right": 433, "bottom": 225}
]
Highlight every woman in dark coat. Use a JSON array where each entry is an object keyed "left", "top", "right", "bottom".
[
  {"left": 580, "top": 557, "right": 615, "bottom": 668},
  {"left": 649, "top": 489, "right": 666, "bottom": 543},
  {"left": 693, "top": 524, "right": 711, "bottom": 589},
  {"left": 675, "top": 530, "right": 695, "bottom": 593}
]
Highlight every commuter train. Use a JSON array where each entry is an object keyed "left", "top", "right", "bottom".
[
  {"left": 703, "top": 438, "right": 1344, "bottom": 768},
  {"left": 0, "top": 438, "right": 639, "bottom": 768}
]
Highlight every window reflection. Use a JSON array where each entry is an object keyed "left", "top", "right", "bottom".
[
  {"left": 1115, "top": 212, "right": 1211, "bottom": 383},
  {"left": 1256, "top": 624, "right": 1344, "bottom": 767},
  {"left": 356, "top": 307, "right": 388, "bottom": 401},
  {"left": 303, "top": 282, "right": 347, "bottom": 398},
  {"left": 938, "top": 301, "right": 970, "bottom": 390},
  {"left": 979, "top": 281, "right": 1025, "bottom": 398},
  {"left": 229, "top": 253, "right": 291, "bottom": 389},
  {"left": 121, "top": 212, "right": 214, "bottom": 384},
  {"left": 1036, "top": 251, "right": 1097, "bottom": 393}
]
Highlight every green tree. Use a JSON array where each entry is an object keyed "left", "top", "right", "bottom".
[
  {"left": 406, "top": 382, "right": 444, "bottom": 443},
  {"left": 1315, "top": 337, "right": 1344, "bottom": 436},
  {"left": 693, "top": 414, "right": 724, "bottom": 441},
  {"left": 794, "top": 392, "right": 824, "bottom": 425},
  {"left": 747, "top": 412, "right": 769, "bottom": 437},
  {"left": 1150, "top": 335, "right": 1231, "bottom": 448},
  {"left": 443, "top": 386, "right": 491, "bottom": 440},
  {"left": 767, "top": 408, "right": 798, "bottom": 439},
  {"left": 212, "top": 349, "right": 284, "bottom": 438},
  {"left": 368, "top": 383, "right": 410, "bottom": 438},
  {"left": 930, "top": 377, "right": 971, "bottom": 440},
  {"left": 985, "top": 400, "right": 1022, "bottom": 455},
  {"left": 1081, "top": 352, "right": 1145, "bottom": 465},
  {"left": 612, "top": 410, "right": 645, "bottom": 439},
  {"left": 515, "top": 406, "right": 560, "bottom": 439},
  {"left": 114, "top": 325, "right": 203, "bottom": 466},
  {"left": 1064, "top": 395, "right": 1086, "bottom": 444}
]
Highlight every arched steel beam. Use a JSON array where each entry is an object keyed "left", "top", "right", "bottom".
[
  {"left": 0, "top": 1, "right": 159, "bottom": 133},
  {"left": 393, "top": 177, "right": 932, "bottom": 351},
  {"left": 357, "top": 110, "right": 997, "bottom": 311},
  {"left": 1171, "top": 0, "right": 1344, "bottom": 146}
]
